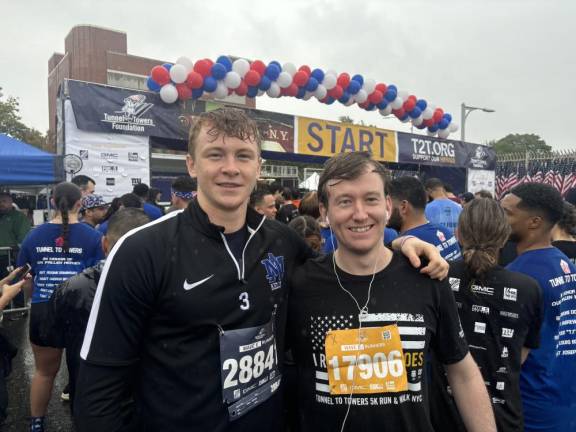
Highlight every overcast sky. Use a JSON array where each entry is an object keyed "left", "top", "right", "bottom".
[{"left": 1, "top": 0, "right": 575, "bottom": 149}]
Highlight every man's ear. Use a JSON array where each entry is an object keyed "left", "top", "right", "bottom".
[
  {"left": 527, "top": 215, "right": 544, "bottom": 230},
  {"left": 186, "top": 154, "right": 197, "bottom": 178}
]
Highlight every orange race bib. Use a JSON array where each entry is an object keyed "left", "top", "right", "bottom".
[{"left": 324, "top": 324, "right": 408, "bottom": 395}]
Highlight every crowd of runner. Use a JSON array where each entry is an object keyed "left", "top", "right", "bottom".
[{"left": 0, "top": 107, "right": 575, "bottom": 431}]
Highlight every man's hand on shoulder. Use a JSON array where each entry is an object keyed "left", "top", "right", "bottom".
[{"left": 392, "top": 236, "right": 449, "bottom": 280}]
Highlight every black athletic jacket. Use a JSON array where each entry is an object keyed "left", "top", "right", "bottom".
[{"left": 75, "top": 199, "right": 313, "bottom": 432}]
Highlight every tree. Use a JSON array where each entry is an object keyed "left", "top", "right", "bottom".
[
  {"left": 0, "top": 87, "right": 46, "bottom": 149},
  {"left": 491, "top": 133, "right": 551, "bottom": 155},
  {"left": 338, "top": 115, "right": 354, "bottom": 124}
]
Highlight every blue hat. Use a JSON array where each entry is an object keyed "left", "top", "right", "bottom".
[{"left": 81, "top": 194, "right": 109, "bottom": 210}]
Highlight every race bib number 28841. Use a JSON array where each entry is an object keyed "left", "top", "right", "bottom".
[{"left": 325, "top": 324, "right": 408, "bottom": 395}]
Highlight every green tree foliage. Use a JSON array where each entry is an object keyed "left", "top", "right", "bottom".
[
  {"left": 491, "top": 133, "right": 551, "bottom": 155},
  {"left": 0, "top": 87, "right": 46, "bottom": 148},
  {"left": 338, "top": 115, "right": 354, "bottom": 124}
]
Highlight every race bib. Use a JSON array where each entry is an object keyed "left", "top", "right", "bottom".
[
  {"left": 325, "top": 324, "right": 408, "bottom": 395},
  {"left": 219, "top": 319, "right": 281, "bottom": 420}
]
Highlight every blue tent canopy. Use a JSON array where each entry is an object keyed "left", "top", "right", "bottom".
[{"left": 0, "top": 134, "right": 63, "bottom": 185}]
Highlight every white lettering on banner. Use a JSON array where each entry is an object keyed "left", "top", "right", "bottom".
[{"left": 411, "top": 138, "right": 455, "bottom": 158}]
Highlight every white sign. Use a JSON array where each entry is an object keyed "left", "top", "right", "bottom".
[{"left": 467, "top": 168, "right": 495, "bottom": 195}]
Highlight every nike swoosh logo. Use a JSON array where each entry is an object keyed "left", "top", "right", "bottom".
[{"left": 183, "top": 274, "right": 214, "bottom": 291}]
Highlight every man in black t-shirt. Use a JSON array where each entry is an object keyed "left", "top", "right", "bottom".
[{"left": 288, "top": 152, "right": 496, "bottom": 432}]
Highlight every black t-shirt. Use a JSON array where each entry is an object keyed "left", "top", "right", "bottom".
[
  {"left": 552, "top": 240, "right": 576, "bottom": 265},
  {"left": 432, "top": 262, "right": 543, "bottom": 432},
  {"left": 276, "top": 203, "right": 299, "bottom": 224},
  {"left": 288, "top": 252, "right": 468, "bottom": 432}
]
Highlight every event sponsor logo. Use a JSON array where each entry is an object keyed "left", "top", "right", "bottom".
[
  {"left": 502, "top": 328, "right": 514, "bottom": 338},
  {"left": 503, "top": 287, "right": 517, "bottom": 301},
  {"left": 449, "top": 277, "right": 460, "bottom": 292},
  {"left": 470, "top": 145, "right": 489, "bottom": 169},
  {"left": 410, "top": 137, "right": 456, "bottom": 164},
  {"left": 496, "top": 382, "right": 505, "bottom": 391},
  {"left": 128, "top": 152, "right": 139, "bottom": 162},
  {"left": 496, "top": 367, "right": 508, "bottom": 374},
  {"left": 131, "top": 178, "right": 141, "bottom": 185},
  {"left": 474, "top": 322, "right": 486, "bottom": 334},
  {"left": 436, "top": 230, "right": 446, "bottom": 243},
  {"left": 106, "top": 178, "right": 115, "bottom": 186},
  {"left": 471, "top": 285, "right": 494, "bottom": 296},
  {"left": 501, "top": 347, "right": 509, "bottom": 358},
  {"left": 472, "top": 305, "right": 490, "bottom": 314},
  {"left": 492, "top": 397, "right": 505, "bottom": 405},
  {"left": 101, "top": 152, "right": 119, "bottom": 160},
  {"left": 500, "top": 310, "right": 519, "bottom": 319},
  {"left": 101, "top": 94, "right": 155, "bottom": 133},
  {"left": 561, "top": 259, "right": 571, "bottom": 275},
  {"left": 79, "top": 149, "right": 89, "bottom": 159},
  {"left": 102, "top": 166, "right": 118, "bottom": 174}
]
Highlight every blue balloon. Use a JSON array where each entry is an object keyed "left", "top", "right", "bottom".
[
  {"left": 247, "top": 86, "right": 259, "bottom": 98},
  {"left": 416, "top": 99, "right": 427, "bottom": 111},
  {"left": 384, "top": 88, "right": 397, "bottom": 102},
  {"left": 258, "top": 76, "right": 272, "bottom": 91},
  {"left": 351, "top": 74, "right": 364, "bottom": 86},
  {"left": 203, "top": 76, "right": 217, "bottom": 93},
  {"left": 415, "top": 124, "right": 427, "bottom": 130},
  {"left": 269, "top": 61, "right": 282, "bottom": 70},
  {"left": 325, "top": 97, "right": 335, "bottom": 105},
  {"left": 428, "top": 125, "right": 439, "bottom": 133},
  {"left": 216, "top": 55, "right": 232, "bottom": 72},
  {"left": 265, "top": 64, "right": 281, "bottom": 80},
  {"left": 377, "top": 100, "right": 388, "bottom": 110},
  {"left": 306, "top": 77, "right": 319, "bottom": 92},
  {"left": 347, "top": 80, "right": 361, "bottom": 95},
  {"left": 409, "top": 107, "right": 422, "bottom": 119},
  {"left": 311, "top": 68, "right": 325, "bottom": 82},
  {"left": 400, "top": 114, "right": 410, "bottom": 122},
  {"left": 211, "top": 63, "right": 227, "bottom": 80},
  {"left": 387, "top": 84, "right": 397, "bottom": 92},
  {"left": 438, "top": 119, "right": 449, "bottom": 129},
  {"left": 191, "top": 88, "right": 203, "bottom": 99},
  {"left": 443, "top": 113, "right": 452, "bottom": 123},
  {"left": 162, "top": 63, "right": 173, "bottom": 71},
  {"left": 146, "top": 77, "right": 161, "bottom": 92},
  {"left": 366, "top": 103, "right": 376, "bottom": 111},
  {"left": 338, "top": 92, "right": 350, "bottom": 104},
  {"left": 296, "top": 87, "right": 306, "bottom": 99}
]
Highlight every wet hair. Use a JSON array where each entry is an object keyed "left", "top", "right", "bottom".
[
  {"left": 317, "top": 151, "right": 389, "bottom": 208},
  {"left": 120, "top": 193, "right": 143, "bottom": 209},
  {"left": 458, "top": 198, "right": 511, "bottom": 277},
  {"left": 288, "top": 215, "right": 322, "bottom": 252},
  {"left": 132, "top": 183, "right": 149, "bottom": 199},
  {"left": 388, "top": 176, "right": 427, "bottom": 210},
  {"left": 424, "top": 178, "right": 445, "bottom": 191},
  {"left": 475, "top": 190, "right": 493, "bottom": 199},
  {"left": 511, "top": 183, "right": 563, "bottom": 226},
  {"left": 298, "top": 191, "right": 320, "bottom": 219},
  {"left": 187, "top": 108, "right": 261, "bottom": 158},
  {"left": 53, "top": 182, "right": 82, "bottom": 253},
  {"left": 172, "top": 176, "right": 196, "bottom": 193},
  {"left": 106, "top": 208, "right": 150, "bottom": 249},
  {"left": 249, "top": 184, "right": 273, "bottom": 209},
  {"left": 557, "top": 201, "right": 576, "bottom": 237},
  {"left": 71, "top": 175, "right": 95, "bottom": 192}
]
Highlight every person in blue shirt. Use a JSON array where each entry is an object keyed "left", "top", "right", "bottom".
[
  {"left": 133, "top": 183, "right": 163, "bottom": 220},
  {"left": 501, "top": 183, "right": 576, "bottom": 432},
  {"left": 424, "top": 178, "right": 462, "bottom": 235},
  {"left": 388, "top": 176, "right": 461, "bottom": 262},
  {"left": 17, "top": 182, "right": 104, "bottom": 432}
]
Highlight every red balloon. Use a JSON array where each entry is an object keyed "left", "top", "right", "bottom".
[
  {"left": 176, "top": 83, "right": 192, "bottom": 100},
  {"left": 328, "top": 85, "right": 344, "bottom": 100},
  {"left": 204, "top": 58, "right": 214, "bottom": 67},
  {"left": 194, "top": 60, "right": 212, "bottom": 77},
  {"left": 186, "top": 71, "right": 204, "bottom": 89},
  {"left": 408, "top": 95, "right": 417, "bottom": 102},
  {"left": 368, "top": 90, "right": 383, "bottom": 105},
  {"left": 292, "top": 71, "right": 309, "bottom": 87},
  {"left": 433, "top": 108, "right": 444, "bottom": 122},
  {"left": 235, "top": 81, "right": 248, "bottom": 96},
  {"left": 337, "top": 73, "right": 351, "bottom": 88},
  {"left": 151, "top": 65, "right": 171, "bottom": 86},
  {"left": 358, "top": 101, "right": 370, "bottom": 110},
  {"left": 423, "top": 119, "right": 435, "bottom": 128},
  {"left": 251, "top": 60, "right": 266, "bottom": 76},
  {"left": 375, "top": 83, "right": 387, "bottom": 94},
  {"left": 285, "top": 83, "right": 299, "bottom": 97},
  {"left": 244, "top": 70, "right": 261, "bottom": 87},
  {"left": 299, "top": 65, "right": 312, "bottom": 75},
  {"left": 403, "top": 99, "right": 416, "bottom": 112},
  {"left": 392, "top": 108, "right": 405, "bottom": 118}
]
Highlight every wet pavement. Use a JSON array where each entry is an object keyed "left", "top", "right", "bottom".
[{"left": 2, "top": 313, "right": 73, "bottom": 431}]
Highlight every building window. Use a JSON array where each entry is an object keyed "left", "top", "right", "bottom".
[{"left": 107, "top": 70, "right": 148, "bottom": 91}]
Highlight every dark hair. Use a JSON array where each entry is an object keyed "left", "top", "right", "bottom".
[
  {"left": 282, "top": 187, "right": 295, "bottom": 201},
  {"left": 148, "top": 187, "right": 162, "bottom": 203},
  {"left": 424, "top": 178, "right": 445, "bottom": 191},
  {"left": 71, "top": 175, "right": 95, "bottom": 191},
  {"left": 460, "top": 192, "right": 475, "bottom": 203},
  {"left": 557, "top": 201, "right": 576, "bottom": 236},
  {"left": 132, "top": 183, "right": 149, "bottom": 199},
  {"left": 288, "top": 215, "right": 322, "bottom": 252},
  {"left": 475, "top": 190, "right": 493, "bottom": 199},
  {"left": 53, "top": 182, "right": 82, "bottom": 253},
  {"left": 443, "top": 183, "right": 454, "bottom": 193},
  {"left": 106, "top": 208, "right": 150, "bottom": 249},
  {"left": 269, "top": 182, "right": 283, "bottom": 195},
  {"left": 249, "top": 184, "right": 273, "bottom": 208},
  {"left": 172, "top": 176, "right": 196, "bottom": 193},
  {"left": 188, "top": 108, "right": 261, "bottom": 157},
  {"left": 299, "top": 191, "right": 320, "bottom": 219},
  {"left": 458, "top": 198, "right": 511, "bottom": 276},
  {"left": 388, "top": 176, "right": 427, "bottom": 210},
  {"left": 565, "top": 188, "right": 576, "bottom": 206},
  {"left": 120, "top": 193, "right": 143, "bottom": 209},
  {"left": 511, "top": 183, "right": 563, "bottom": 226},
  {"left": 101, "top": 197, "right": 122, "bottom": 223},
  {"left": 317, "top": 152, "right": 389, "bottom": 208}
]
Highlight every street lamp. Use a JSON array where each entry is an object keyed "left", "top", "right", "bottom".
[{"left": 461, "top": 103, "right": 495, "bottom": 143}]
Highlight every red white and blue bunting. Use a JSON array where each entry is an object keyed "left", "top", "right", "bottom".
[{"left": 147, "top": 56, "right": 459, "bottom": 138}]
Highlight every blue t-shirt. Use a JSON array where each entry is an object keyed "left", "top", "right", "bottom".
[
  {"left": 17, "top": 223, "right": 104, "bottom": 303},
  {"left": 425, "top": 199, "right": 462, "bottom": 235},
  {"left": 507, "top": 248, "right": 576, "bottom": 430},
  {"left": 321, "top": 227, "right": 398, "bottom": 254},
  {"left": 97, "top": 220, "right": 108, "bottom": 235},
  {"left": 402, "top": 222, "right": 462, "bottom": 262},
  {"left": 143, "top": 203, "right": 163, "bottom": 220}
]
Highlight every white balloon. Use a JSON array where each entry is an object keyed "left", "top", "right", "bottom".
[
  {"left": 224, "top": 71, "right": 241, "bottom": 89},
  {"left": 282, "top": 62, "right": 297, "bottom": 76},
  {"left": 169, "top": 64, "right": 188, "bottom": 84},
  {"left": 176, "top": 56, "right": 194, "bottom": 73},
  {"left": 232, "top": 58, "right": 250, "bottom": 77},
  {"left": 344, "top": 98, "right": 355, "bottom": 106},
  {"left": 315, "top": 85, "right": 327, "bottom": 100},
  {"left": 379, "top": 105, "right": 393, "bottom": 116},
  {"left": 303, "top": 91, "right": 314, "bottom": 101},
  {"left": 322, "top": 74, "right": 337, "bottom": 90},
  {"left": 325, "top": 69, "right": 338, "bottom": 77},
  {"left": 449, "top": 122, "right": 459, "bottom": 132},
  {"left": 438, "top": 129, "right": 450, "bottom": 139},
  {"left": 257, "top": 90, "right": 265, "bottom": 97},
  {"left": 391, "top": 97, "right": 404, "bottom": 110},
  {"left": 363, "top": 78, "right": 376, "bottom": 94},
  {"left": 355, "top": 89, "right": 368, "bottom": 103},
  {"left": 427, "top": 129, "right": 437, "bottom": 137},
  {"left": 277, "top": 72, "right": 293, "bottom": 88},
  {"left": 267, "top": 82, "right": 281, "bottom": 98},
  {"left": 160, "top": 84, "right": 178, "bottom": 103},
  {"left": 214, "top": 82, "right": 229, "bottom": 99},
  {"left": 422, "top": 107, "right": 434, "bottom": 120},
  {"left": 398, "top": 90, "right": 409, "bottom": 101},
  {"left": 412, "top": 116, "right": 424, "bottom": 126}
]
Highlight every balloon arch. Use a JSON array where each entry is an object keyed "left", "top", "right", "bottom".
[{"left": 146, "top": 56, "right": 459, "bottom": 139}]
